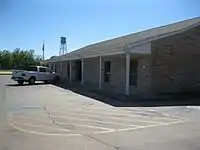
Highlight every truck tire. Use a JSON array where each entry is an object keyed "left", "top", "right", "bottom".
[
  {"left": 28, "top": 77, "right": 36, "bottom": 85},
  {"left": 17, "top": 80, "right": 24, "bottom": 85}
]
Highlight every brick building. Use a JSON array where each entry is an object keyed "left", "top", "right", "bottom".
[{"left": 43, "top": 17, "right": 200, "bottom": 97}]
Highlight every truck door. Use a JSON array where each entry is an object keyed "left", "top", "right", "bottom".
[{"left": 38, "top": 67, "right": 47, "bottom": 81}]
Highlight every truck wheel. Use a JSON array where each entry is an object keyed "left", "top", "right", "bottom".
[
  {"left": 17, "top": 80, "right": 24, "bottom": 85},
  {"left": 28, "top": 77, "right": 36, "bottom": 85}
]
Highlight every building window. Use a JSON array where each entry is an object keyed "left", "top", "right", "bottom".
[
  {"left": 129, "top": 60, "right": 138, "bottom": 86},
  {"left": 104, "top": 61, "right": 111, "bottom": 83},
  {"left": 51, "top": 65, "right": 54, "bottom": 71},
  {"left": 55, "top": 64, "right": 57, "bottom": 72}
]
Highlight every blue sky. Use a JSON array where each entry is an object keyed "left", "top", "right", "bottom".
[{"left": 0, "top": 0, "right": 200, "bottom": 58}]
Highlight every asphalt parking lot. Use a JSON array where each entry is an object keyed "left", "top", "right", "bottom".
[{"left": 1, "top": 75, "right": 200, "bottom": 150}]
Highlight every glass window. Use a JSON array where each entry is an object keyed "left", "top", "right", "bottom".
[
  {"left": 27, "top": 66, "right": 37, "bottom": 72},
  {"left": 39, "top": 67, "right": 47, "bottom": 72},
  {"left": 51, "top": 65, "right": 54, "bottom": 71},
  {"left": 104, "top": 61, "right": 111, "bottom": 83},
  {"left": 129, "top": 60, "right": 138, "bottom": 86}
]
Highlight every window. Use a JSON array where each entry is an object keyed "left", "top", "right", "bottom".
[
  {"left": 129, "top": 60, "right": 138, "bottom": 86},
  {"left": 39, "top": 67, "right": 47, "bottom": 72},
  {"left": 104, "top": 61, "right": 111, "bottom": 83},
  {"left": 27, "top": 66, "right": 37, "bottom": 72},
  {"left": 55, "top": 64, "right": 57, "bottom": 72},
  {"left": 51, "top": 65, "right": 54, "bottom": 71}
]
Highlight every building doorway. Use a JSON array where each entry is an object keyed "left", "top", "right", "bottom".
[{"left": 75, "top": 60, "right": 82, "bottom": 82}]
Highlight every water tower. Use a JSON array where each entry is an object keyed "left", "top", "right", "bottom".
[{"left": 59, "top": 37, "right": 67, "bottom": 56}]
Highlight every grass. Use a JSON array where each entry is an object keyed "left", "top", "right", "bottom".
[{"left": 0, "top": 70, "right": 12, "bottom": 75}]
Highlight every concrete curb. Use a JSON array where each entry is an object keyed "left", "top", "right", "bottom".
[{"left": 0, "top": 73, "right": 12, "bottom": 75}]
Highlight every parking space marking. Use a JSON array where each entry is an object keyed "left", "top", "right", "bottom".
[
  {"left": 50, "top": 115, "right": 143, "bottom": 126},
  {"left": 115, "top": 120, "right": 186, "bottom": 132},
  {"left": 51, "top": 111, "right": 177, "bottom": 124},
  {"left": 49, "top": 108, "right": 181, "bottom": 121},
  {"left": 52, "top": 112, "right": 161, "bottom": 124},
  {"left": 10, "top": 118, "right": 186, "bottom": 136},
  {"left": 10, "top": 116, "right": 115, "bottom": 133},
  {"left": 56, "top": 122, "right": 115, "bottom": 132},
  {"left": 10, "top": 115, "right": 56, "bottom": 123},
  {"left": 13, "top": 110, "right": 182, "bottom": 127},
  {"left": 9, "top": 103, "right": 187, "bottom": 137},
  {"left": 10, "top": 117, "right": 116, "bottom": 135},
  {"left": 50, "top": 107, "right": 142, "bottom": 114},
  {"left": 51, "top": 115, "right": 142, "bottom": 127},
  {"left": 146, "top": 108, "right": 187, "bottom": 120},
  {"left": 18, "top": 112, "right": 144, "bottom": 129},
  {"left": 9, "top": 121, "right": 81, "bottom": 137},
  {"left": 10, "top": 121, "right": 71, "bottom": 131},
  {"left": 12, "top": 115, "right": 143, "bottom": 131},
  {"left": 10, "top": 111, "right": 186, "bottom": 133}
]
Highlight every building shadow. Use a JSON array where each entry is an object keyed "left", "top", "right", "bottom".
[
  {"left": 56, "top": 83, "right": 200, "bottom": 107},
  {"left": 7, "top": 82, "right": 48, "bottom": 87},
  {"left": 6, "top": 79, "right": 200, "bottom": 107}
]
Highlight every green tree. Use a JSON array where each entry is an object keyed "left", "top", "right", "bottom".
[
  {"left": 0, "top": 49, "right": 42, "bottom": 69},
  {"left": 0, "top": 50, "right": 12, "bottom": 69}
]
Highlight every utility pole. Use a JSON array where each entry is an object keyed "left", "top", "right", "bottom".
[{"left": 42, "top": 40, "right": 45, "bottom": 60}]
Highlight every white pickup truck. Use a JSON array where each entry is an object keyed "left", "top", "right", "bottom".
[{"left": 11, "top": 66, "right": 60, "bottom": 85}]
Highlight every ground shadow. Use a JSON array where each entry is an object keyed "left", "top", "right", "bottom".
[
  {"left": 7, "top": 82, "right": 49, "bottom": 87},
  {"left": 56, "top": 84, "right": 200, "bottom": 107}
]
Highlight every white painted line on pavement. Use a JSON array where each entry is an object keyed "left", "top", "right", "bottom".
[
  {"left": 10, "top": 121, "right": 71, "bottom": 131},
  {"left": 13, "top": 115, "right": 142, "bottom": 129},
  {"left": 114, "top": 120, "right": 187, "bottom": 132},
  {"left": 51, "top": 115, "right": 142, "bottom": 127},
  {"left": 9, "top": 117, "right": 187, "bottom": 136},
  {"left": 146, "top": 108, "right": 187, "bottom": 121},
  {"left": 11, "top": 116, "right": 115, "bottom": 132},
  {"left": 56, "top": 122, "right": 115, "bottom": 132},
  {"left": 51, "top": 111, "right": 173, "bottom": 124},
  {"left": 49, "top": 107, "right": 141, "bottom": 114},
  {"left": 9, "top": 121, "right": 81, "bottom": 137},
  {"left": 92, "top": 120, "right": 187, "bottom": 134},
  {"left": 50, "top": 108, "right": 181, "bottom": 121}
]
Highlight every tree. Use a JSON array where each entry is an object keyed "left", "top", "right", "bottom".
[
  {"left": 0, "top": 50, "right": 12, "bottom": 69},
  {"left": 0, "top": 49, "right": 42, "bottom": 69}
]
